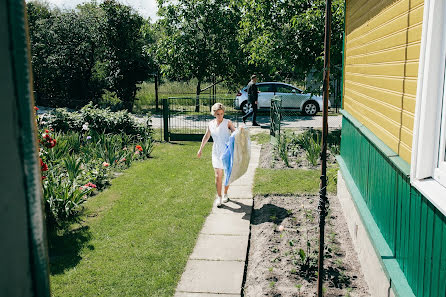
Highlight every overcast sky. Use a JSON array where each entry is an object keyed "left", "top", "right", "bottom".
[{"left": 44, "top": 0, "right": 159, "bottom": 22}]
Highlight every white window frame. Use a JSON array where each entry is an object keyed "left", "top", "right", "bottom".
[{"left": 411, "top": 0, "right": 446, "bottom": 216}]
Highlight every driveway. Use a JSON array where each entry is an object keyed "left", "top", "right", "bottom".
[{"left": 149, "top": 114, "right": 342, "bottom": 129}]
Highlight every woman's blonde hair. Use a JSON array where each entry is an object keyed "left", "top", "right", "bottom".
[{"left": 211, "top": 102, "right": 225, "bottom": 116}]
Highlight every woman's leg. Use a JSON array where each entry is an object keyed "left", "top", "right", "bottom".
[
  {"left": 214, "top": 168, "right": 223, "bottom": 197},
  {"left": 224, "top": 185, "right": 229, "bottom": 195}
]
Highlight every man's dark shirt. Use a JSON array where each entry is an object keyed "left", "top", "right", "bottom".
[{"left": 247, "top": 81, "right": 258, "bottom": 103}]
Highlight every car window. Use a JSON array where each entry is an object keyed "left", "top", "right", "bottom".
[
  {"left": 276, "top": 84, "right": 296, "bottom": 93},
  {"left": 258, "top": 84, "right": 275, "bottom": 92}
]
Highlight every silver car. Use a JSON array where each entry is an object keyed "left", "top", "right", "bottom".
[{"left": 234, "top": 82, "right": 329, "bottom": 116}]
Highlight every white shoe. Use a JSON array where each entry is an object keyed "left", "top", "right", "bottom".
[
  {"left": 214, "top": 196, "right": 222, "bottom": 207},
  {"left": 222, "top": 194, "right": 229, "bottom": 203}
]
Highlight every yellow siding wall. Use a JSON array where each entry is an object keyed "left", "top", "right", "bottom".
[{"left": 343, "top": 0, "right": 424, "bottom": 163}]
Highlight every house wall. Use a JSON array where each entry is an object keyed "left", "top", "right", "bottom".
[
  {"left": 339, "top": 111, "right": 446, "bottom": 297},
  {"left": 343, "top": 0, "right": 424, "bottom": 163}
]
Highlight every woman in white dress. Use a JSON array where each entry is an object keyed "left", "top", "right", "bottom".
[{"left": 197, "top": 103, "right": 236, "bottom": 207}]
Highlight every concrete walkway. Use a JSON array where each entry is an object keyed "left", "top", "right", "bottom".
[{"left": 174, "top": 143, "right": 261, "bottom": 297}]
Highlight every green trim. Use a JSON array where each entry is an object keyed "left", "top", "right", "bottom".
[
  {"left": 340, "top": 109, "right": 410, "bottom": 176},
  {"left": 337, "top": 156, "right": 416, "bottom": 297}
]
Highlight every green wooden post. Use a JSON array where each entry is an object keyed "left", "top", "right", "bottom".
[
  {"left": 1, "top": 1, "right": 51, "bottom": 296},
  {"left": 162, "top": 99, "right": 169, "bottom": 142}
]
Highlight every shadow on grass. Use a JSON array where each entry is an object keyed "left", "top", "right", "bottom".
[{"left": 48, "top": 225, "right": 93, "bottom": 275}]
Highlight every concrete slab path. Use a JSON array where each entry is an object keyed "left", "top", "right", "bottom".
[{"left": 174, "top": 143, "right": 261, "bottom": 297}]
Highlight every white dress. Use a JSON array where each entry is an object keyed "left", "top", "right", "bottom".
[{"left": 209, "top": 118, "right": 231, "bottom": 169}]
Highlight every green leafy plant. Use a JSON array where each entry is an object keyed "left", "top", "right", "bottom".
[
  {"left": 305, "top": 132, "right": 321, "bottom": 166},
  {"left": 63, "top": 155, "right": 83, "bottom": 182},
  {"left": 276, "top": 132, "right": 290, "bottom": 167},
  {"left": 43, "top": 173, "right": 93, "bottom": 224}
]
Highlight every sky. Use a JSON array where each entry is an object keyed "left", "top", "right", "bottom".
[{"left": 45, "top": 0, "right": 159, "bottom": 22}]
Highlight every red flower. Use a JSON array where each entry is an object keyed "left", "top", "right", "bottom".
[
  {"left": 34, "top": 106, "right": 39, "bottom": 111},
  {"left": 84, "top": 182, "right": 97, "bottom": 189},
  {"left": 41, "top": 176, "right": 46, "bottom": 180},
  {"left": 45, "top": 129, "right": 49, "bottom": 133},
  {"left": 135, "top": 145, "right": 143, "bottom": 152},
  {"left": 40, "top": 158, "right": 48, "bottom": 172}
]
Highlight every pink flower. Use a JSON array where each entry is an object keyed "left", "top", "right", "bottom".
[
  {"left": 102, "top": 162, "right": 110, "bottom": 167},
  {"left": 278, "top": 225, "right": 284, "bottom": 232},
  {"left": 84, "top": 182, "right": 97, "bottom": 189}
]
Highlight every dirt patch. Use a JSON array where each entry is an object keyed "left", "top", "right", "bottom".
[{"left": 243, "top": 194, "right": 370, "bottom": 297}]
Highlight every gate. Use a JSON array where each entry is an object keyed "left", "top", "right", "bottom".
[
  {"left": 270, "top": 96, "right": 282, "bottom": 145},
  {"left": 162, "top": 97, "right": 240, "bottom": 141}
]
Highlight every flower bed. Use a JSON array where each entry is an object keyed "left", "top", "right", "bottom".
[
  {"left": 35, "top": 104, "right": 154, "bottom": 227},
  {"left": 244, "top": 129, "right": 370, "bottom": 296}
]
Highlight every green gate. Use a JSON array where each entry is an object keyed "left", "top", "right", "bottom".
[
  {"left": 270, "top": 96, "right": 282, "bottom": 145},
  {"left": 163, "top": 97, "right": 240, "bottom": 141}
]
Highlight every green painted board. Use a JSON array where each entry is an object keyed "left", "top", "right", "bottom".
[
  {"left": 430, "top": 210, "right": 444, "bottom": 297},
  {"left": 423, "top": 202, "right": 435, "bottom": 297},
  {"left": 417, "top": 198, "right": 428, "bottom": 297}
]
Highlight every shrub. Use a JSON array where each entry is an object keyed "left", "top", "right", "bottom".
[
  {"left": 42, "top": 102, "right": 151, "bottom": 135},
  {"left": 36, "top": 106, "right": 154, "bottom": 227}
]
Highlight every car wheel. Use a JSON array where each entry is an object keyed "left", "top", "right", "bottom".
[
  {"left": 302, "top": 101, "right": 318, "bottom": 116},
  {"left": 241, "top": 101, "right": 253, "bottom": 116}
]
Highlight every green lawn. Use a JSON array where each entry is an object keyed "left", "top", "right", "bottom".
[
  {"left": 250, "top": 132, "right": 271, "bottom": 145},
  {"left": 49, "top": 142, "right": 215, "bottom": 297},
  {"left": 253, "top": 166, "right": 338, "bottom": 196}
]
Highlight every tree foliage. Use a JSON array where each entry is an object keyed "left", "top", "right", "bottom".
[
  {"left": 155, "top": 0, "right": 243, "bottom": 93},
  {"left": 155, "top": 0, "right": 344, "bottom": 87},
  {"left": 27, "top": 0, "right": 156, "bottom": 110}
]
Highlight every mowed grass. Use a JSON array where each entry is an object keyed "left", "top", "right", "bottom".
[
  {"left": 135, "top": 80, "right": 236, "bottom": 113},
  {"left": 250, "top": 132, "right": 271, "bottom": 145},
  {"left": 253, "top": 167, "right": 338, "bottom": 196},
  {"left": 49, "top": 142, "right": 215, "bottom": 297}
]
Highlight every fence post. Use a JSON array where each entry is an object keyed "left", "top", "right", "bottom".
[
  {"left": 155, "top": 74, "right": 159, "bottom": 112},
  {"left": 162, "top": 99, "right": 169, "bottom": 142}
]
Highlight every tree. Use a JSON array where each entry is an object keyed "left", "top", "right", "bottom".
[
  {"left": 27, "top": 0, "right": 156, "bottom": 110},
  {"left": 236, "top": 0, "right": 344, "bottom": 83},
  {"left": 99, "top": 0, "right": 154, "bottom": 111},
  {"left": 155, "top": 0, "right": 242, "bottom": 110},
  {"left": 27, "top": 2, "right": 103, "bottom": 107}
]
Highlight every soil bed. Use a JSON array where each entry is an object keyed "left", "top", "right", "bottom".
[
  {"left": 244, "top": 129, "right": 369, "bottom": 296},
  {"left": 244, "top": 194, "right": 370, "bottom": 297}
]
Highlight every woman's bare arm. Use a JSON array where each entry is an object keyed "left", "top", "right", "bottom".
[
  {"left": 197, "top": 127, "right": 211, "bottom": 158},
  {"left": 228, "top": 120, "right": 236, "bottom": 132}
]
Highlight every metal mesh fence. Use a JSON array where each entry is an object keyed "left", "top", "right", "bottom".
[{"left": 164, "top": 97, "right": 240, "bottom": 141}]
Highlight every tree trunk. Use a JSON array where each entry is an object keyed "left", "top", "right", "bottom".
[{"left": 195, "top": 80, "right": 201, "bottom": 112}]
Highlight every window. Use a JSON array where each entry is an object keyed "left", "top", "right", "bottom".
[
  {"left": 434, "top": 73, "right": 446, "bottom": 186},
  {"left": 258, "top": 84, "right": 274, "bottom": 92},
  {"left": 276, "top": 84, "right": 295, "bottom": 93},
  {"left": 411, "top": 0, "right": 446, "bottom": 215}
]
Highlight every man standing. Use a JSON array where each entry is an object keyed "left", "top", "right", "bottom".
[{"left": 243, "top": 75, "right": 260, "bottom": 126}]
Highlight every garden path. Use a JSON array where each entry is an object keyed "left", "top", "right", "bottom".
[{"left": 174, "top": 142, "right": 262, "bottom": 297}]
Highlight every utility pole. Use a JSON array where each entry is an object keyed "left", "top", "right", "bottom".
[{"left": 317, "top": 0, "right": 332, "bottom": 296}]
